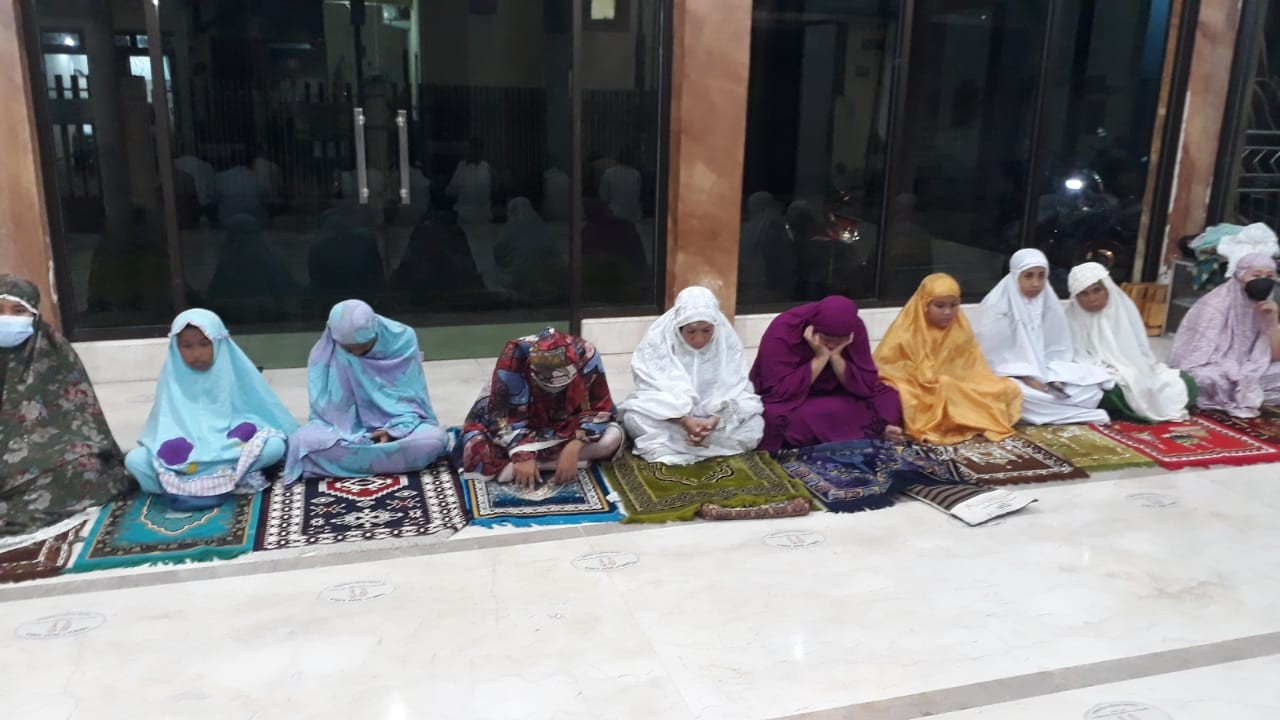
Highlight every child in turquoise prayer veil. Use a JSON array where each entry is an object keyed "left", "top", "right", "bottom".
[{"left": 126, "top": 309, "right": 298, "bottom": 510}]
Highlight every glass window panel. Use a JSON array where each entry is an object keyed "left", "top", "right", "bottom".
[
  {"left": 42, "top": 53, "right": 89, "bottom": 98},
  {"left": 151, "top": 1, "right": 589, "bottom": 348},
  {"left": 881, "top": 1, "right": 1049, "bottom": 302},
  {"left": 32, "top": 0, "right": 666, "bottom": 341},
  {"left": 738, "top": 0, "right": 900, "bottom": 309},
  {"left": 34, "top": 1, "right": 176, "bottom": 330},
  {"left": 1034, "top": 0, "right": 1172, "bottom": 295},
  {"left": 591, "top": 0, "right": 617, "bottom": 21},
  {"left": 580, "top": 0, "right": 660, "bottom": 310},
  {"left": 42, "top": 30, "right": 81, "bottom": 48}
]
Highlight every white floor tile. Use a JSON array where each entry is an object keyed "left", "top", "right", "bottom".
[
  {"left": 930, "top": 656, "right": 1280, "bottom": 720},
  {"left": 4, "top": 465, "right": 1280, "bottom": 719}
]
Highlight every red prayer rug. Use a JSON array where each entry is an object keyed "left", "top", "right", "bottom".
[
  {"left": 1195, "top": 407, "right": 1280, "bottom": 448},
  {"left": 1090, "top": 418, "right": 1280, "bottom": 470}
]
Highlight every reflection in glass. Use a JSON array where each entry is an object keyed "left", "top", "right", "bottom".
[
  {"left": 738, "top": 1, "right": 898, "bottom": 308},
  {"left": 148, "top": 0, "right": 603, "bottom": 329},
  {"left": 580, "top": 0, "right": 661, "bottom": 309},
  {"left": 1032, "top": 0, "right": 1171, "bottom": 295},
  {"left": 882, "top": 1, "right": 1049, "bottom": 302},
  {"left": 34, "top": 0, "right": 175, "bottom": 329}
]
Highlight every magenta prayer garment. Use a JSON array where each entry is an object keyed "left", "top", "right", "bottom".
[{"left": 749, "top": 296, "right": 903, "bottom": 451}]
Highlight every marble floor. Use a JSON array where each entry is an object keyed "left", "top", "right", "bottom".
[{"left": 4, "top": 347, "right": 1279, "bottom": 719}]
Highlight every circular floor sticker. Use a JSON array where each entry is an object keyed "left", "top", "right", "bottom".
[
  {"left": 763, "top": 530, "right": 825, "bottom": 549},
  {"left": 1085, "top": 702, "right": 1172, "bottom": 720},
  {"left": 571, "top": 551, "right": 638, "bottom": 572},
  {"left": 1126, "top": 493, "right": 1177, "bottom": 509},
  {"left": 16, "top": 612, "right": 106, "bottom": 640},
  {"left": 318, "top": 581, "right": 394, "bottom": 603}
]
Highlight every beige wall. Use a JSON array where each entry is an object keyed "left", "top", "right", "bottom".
[
  {"left": 0, "top": 0, "right": 59, "bottom": 328},
  {"left": 664, "top": 0, "right": 753, "bottom": 315}
]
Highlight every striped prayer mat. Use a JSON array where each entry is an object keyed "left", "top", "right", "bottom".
[
  {"left": 1016, "top": 424, "right": 1156, "bottom": 472},
  {"left": 925, "top": 436, "right": 1088, "bottom": 485},
  {"left": 903, "top": 482, "right": 1037, "bottom": 527}
]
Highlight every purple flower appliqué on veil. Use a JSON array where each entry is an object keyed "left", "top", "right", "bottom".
[
  {"left": 157, "top": 437, "right": 194, "bottom": 465},
  {"left": 227, "top": 421, "right": 258, "bottom": 443}
]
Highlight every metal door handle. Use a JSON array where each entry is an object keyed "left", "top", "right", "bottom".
[
  {"left": 353, "top": 107, "right": 369, "bottom": 204},
  {"left": 396, "top": 110, "right": 409, "bottom": 204}
]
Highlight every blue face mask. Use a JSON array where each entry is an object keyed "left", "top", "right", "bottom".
[{"left": 0, "top": 315, "right": 35, "bottom": 348}]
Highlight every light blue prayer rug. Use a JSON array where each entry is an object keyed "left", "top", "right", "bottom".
[
  {"left": 462, "top": 467, "right": 623, "bottom": 528},
  {"left": 70, "top": 492, "right": 260, "bottom": 572}
]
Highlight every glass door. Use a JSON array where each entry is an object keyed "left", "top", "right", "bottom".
[
  {"left": 156, "top": 0, "right": 394, "bottom": 332},
  {"left": 153, "top": 0, "right": 577, "bottom": 357},
  {"left": 32, "top": 0, "right": 668, "bottom": 353},
  {"left": 391, "top": 0, "right": 574, "bottom": 335},
  {"left": 879, "top": 0, "right": 1051, "bottom": 302}
]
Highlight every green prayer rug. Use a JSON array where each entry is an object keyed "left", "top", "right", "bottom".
[
  {"left": 599, "top": 452, "right": 811, "bottom": 524},
  {"left": 1016, "top": 424, "right": 1156, "bottom": 472},
  {"left": 70, "top": 493, "right": 261, "bottom": 572}
]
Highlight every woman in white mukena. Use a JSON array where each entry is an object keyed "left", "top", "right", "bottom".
[
  {"left": 1065, "top": 261, "right": 1193, "bottom": 423},
  {"left": 619, "top": 286, "right": 764, "bottom": 464},
  {"left": 974, "top": 249, "right": 1113, "bottom": 425}
]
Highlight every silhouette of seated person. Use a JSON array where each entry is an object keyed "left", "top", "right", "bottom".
[
  {"left": 86, "top": 207, "right": 173, "bottom": 324},
  {"left": 206, "top": 214, "right": 300, "bottom": 322},
  {"left": 582, "top": 199, "right": 650, "bottom": 305},
  {"left": 739, "top": 191, "right": 797, "bottom": 303},
  {"left": 308, "top": 208, "right": 386, "bottom": 308},
  {"left": 493, "top": 197, "right": 568, "bottom": 306},
  {"left": 392, "top": 195, "right": 489, "bottom": 308}
]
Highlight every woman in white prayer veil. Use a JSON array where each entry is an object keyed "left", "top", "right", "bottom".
[
  {"left": 1065, "top": 262, "right": 1194, "bottom": 422},
  {"left": 620, "top": 286, "right": 765, "bottom": 464},
  {"left": 975, "top": 248, "right": 1114, "bottom": 425}
]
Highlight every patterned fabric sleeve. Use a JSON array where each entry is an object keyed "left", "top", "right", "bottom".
[
  {"left": 484, "top": 339, "right": 538, "bottom": 454},
  {"left": 570, "top": 338, "right": 616, "bottom": 443}
]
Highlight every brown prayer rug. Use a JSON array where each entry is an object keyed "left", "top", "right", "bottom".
[
  {"left": 925, "top": 436, "right": 1088, "bottom": 485},
  {"left": 0, "top": 520, "right": 87, "bottom": 584}
]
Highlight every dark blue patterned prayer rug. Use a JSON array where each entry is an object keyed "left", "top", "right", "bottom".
[{"left": 254, "top": 461, "right": 469, "bottom": 550}]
